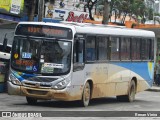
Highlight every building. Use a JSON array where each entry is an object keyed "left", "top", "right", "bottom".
[
  {"left": 44, "top": 0, "right": 90, "bottom": 22},
  {"left": 144, "top": 0, "right": 160, "bottom": 24},
  {"left": 145, "top": 0, "right": 160, "bottom": 12},
  {"left": 0, "top": 0, "right": 27, "bottom": 44}
]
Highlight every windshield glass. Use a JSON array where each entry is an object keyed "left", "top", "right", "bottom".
[{"left": 11, "top": 36, "right": 72, "bottom": 75}]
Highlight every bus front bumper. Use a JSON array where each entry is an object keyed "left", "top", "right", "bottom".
[{"left": 7, "top": 81, "right": 82, "bottom": 101}]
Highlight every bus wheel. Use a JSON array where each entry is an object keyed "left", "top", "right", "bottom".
[
  {"left": 80, "top": 82, "right": 91, "bottom": 107},
  {"left": 26, "top": 97, "right": 37, "bottom": 105},
  {"left": 117, "top": 80, "right": 136, "bottom": 102},
  {"left": 128, "top": 80, "right": 136, "bottom": 102}
]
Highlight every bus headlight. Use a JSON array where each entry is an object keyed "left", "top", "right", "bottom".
[
  {"left": 9, "top": 74, "right": 22, "bottom": 86},
  {"left": 52, "top": 79, "right": 70, "bottom": 90}
]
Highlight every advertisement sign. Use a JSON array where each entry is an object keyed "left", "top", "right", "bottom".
[
  {"left": 45, "top": 7, "right": 89, "bottom": 23},
  {"left": 0, "top": 0, "right": 24, "bottom": 17},
  {"left": 10, "top": 0, "right": 22, "bottom": 14}
]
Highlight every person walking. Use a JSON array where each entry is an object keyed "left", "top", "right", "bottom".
[{"left": 155, "top": 60, "right": 160, "bottom": 86}]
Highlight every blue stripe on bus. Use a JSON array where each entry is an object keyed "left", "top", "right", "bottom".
[
  {"left": 112, "top": 62, "right": 154, "bottom": 86},
  {"left": 12, "top": 70, "right": 36, "bottom": 81}
]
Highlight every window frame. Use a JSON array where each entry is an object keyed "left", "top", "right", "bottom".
[
  {"left": 73, "top": 34, "right": 86, "bottom": 64},
  {"left": 131, "top": 37, "right": 141, "bottom": 61},
  {"left": 120, "top": 37, "right": 131, "bottom": 61},
  {"left": 96, "top": 35, "right": 109, "bottom": 62},
  {"left": 78, "top": 33, "right": 155, "bottom": 63},
  {"left": 109, "top": 36, "right": 120, "bottom": 61},
  {"left": 85, "top": 35, "right": 97, "bottom": 62}
]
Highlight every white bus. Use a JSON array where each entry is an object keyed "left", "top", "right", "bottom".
[{"left": 8, "top": 22, "right": 156, "bottom": 107}]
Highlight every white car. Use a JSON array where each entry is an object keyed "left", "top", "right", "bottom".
[{"left": 0, "top": 43, "right": 12, "bottom": 60}]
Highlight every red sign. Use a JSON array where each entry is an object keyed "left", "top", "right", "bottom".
[
  {"left": 16, "top": 60, "right": 35, "bottom": 66},
  {"left": 66, "top": 11, "right": 88, "bottom": 23}
]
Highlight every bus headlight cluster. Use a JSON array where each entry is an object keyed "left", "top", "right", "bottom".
[
  {"left": 52, "top": 79, "right": 70, "bottom": 90},
  {"left": 9, "top": 73, "right": 22, "bottom": 86}
]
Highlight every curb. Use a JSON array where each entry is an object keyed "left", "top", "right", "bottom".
[{"left": 146, "top": 88, "right": 160, "bottom": 92}]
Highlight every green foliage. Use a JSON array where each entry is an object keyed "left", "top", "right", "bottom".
[
  {"left": 154, "top": 13, "right": 160, "bottom": 16},
  {"left": 75, "top": 3, "right": 80, "bottom": 8},
  {"left": 94, "top": 0, "right": 150, "bottom": 24},
  {"left": 148, "top": 8, "right": 153, "bottom": 20}
]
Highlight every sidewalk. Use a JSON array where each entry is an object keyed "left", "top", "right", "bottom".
[{"left": 146, "top": 85, "right": 160, "bottom": 92}]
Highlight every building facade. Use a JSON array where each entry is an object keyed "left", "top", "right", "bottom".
[
  {"left": 44, "top": 0, "right": 90, "bottom": 22},
  {"left": 0, "top": 0, "right": 27, "bottom": 44}
]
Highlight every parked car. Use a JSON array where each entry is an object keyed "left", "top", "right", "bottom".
[
  {"left": 0, "top": 43, "right": 12, "bottom": 60},
  {"left": 0, "top": 43, "right": 12, "bottom": 92}
]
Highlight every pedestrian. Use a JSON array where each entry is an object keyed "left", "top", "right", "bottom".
[{"left": 155, "top": 60, "right": 160, "bottom": 86}]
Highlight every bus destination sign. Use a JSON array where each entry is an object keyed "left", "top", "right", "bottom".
[{"left": 15, "top": 24, "right": 73, "bottom": 39}]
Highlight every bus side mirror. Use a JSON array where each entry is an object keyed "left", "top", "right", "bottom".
[{"left": 3, "top": 37, "right": 8, "bottom": 52}]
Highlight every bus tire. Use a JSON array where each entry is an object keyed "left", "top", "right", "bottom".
[
  {"left": 80, "top": 82, "right": 91, "bottom": 107},
  {"left": 26, "top": 97, "right": 37, "bottom": 105},
  {"left": 117, "top": 80, "right": 136, "bottom": 102},
  {"left": 128, "top": 80, "right": 136, "bottom": 102}
]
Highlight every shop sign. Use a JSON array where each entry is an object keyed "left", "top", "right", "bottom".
[
  {"left": 0, "top": 0, "right": 24, "bottom": 16},
  {"left": 45, "top": 8, "right": 89, "bottom": 23}
]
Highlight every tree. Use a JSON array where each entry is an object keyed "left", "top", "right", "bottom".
[
  {"left": 146, "top": 7, "right": 153, "bottom": 21},
  {"left": 110, "top": 0, "right": 148, "bottom": 24},
  {"left": 26, "top": 0, "right": 55, "bottom": 21},
  {"left": 86, "top": 0, "right": 98, "bottom": 20},
  {"left": 102, "top": 1, "right": 110, "bottom": 24},
  {"left": 95, "top": 0, "right": 110, "bottom": 24},
  {"left": 109, "top": 0, "right": 121, "bottom": 23},
  {"left": 26, "top": 0, "right": 37, "bottom": 21}
]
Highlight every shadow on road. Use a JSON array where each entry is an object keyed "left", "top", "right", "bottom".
[{"left": 13, "top": 97, "right": 149, "bottom": 108}]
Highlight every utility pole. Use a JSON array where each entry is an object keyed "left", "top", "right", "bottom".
[{"left": 38, "top": 0, "right": 45, "bottom": 21}]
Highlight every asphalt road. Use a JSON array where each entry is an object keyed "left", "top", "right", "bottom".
[{"left": 0, "top": 90, "right": 160, "bottom": 120}]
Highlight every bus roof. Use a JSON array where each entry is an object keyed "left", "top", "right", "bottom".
[{"left": 17, "top": 22, "right": 155, "bottom": 38}]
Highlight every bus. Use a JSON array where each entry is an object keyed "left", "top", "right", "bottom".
[{"left": 8, "top": 22, "right": 156, "bottom": 107}]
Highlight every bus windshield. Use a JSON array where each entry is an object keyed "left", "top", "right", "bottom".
[{"left": 11, "top": 36, "right": 72, "bottom": 75}]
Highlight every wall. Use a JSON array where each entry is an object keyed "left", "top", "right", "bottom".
[{"left": 0, "top": 23, "right": 17, "bottom": 45}]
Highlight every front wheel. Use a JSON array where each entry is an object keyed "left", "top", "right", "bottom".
[
  {"left": 26, "top": 97, "right": 37, "bottom": 105},
  {"left": 80, "top": 82, "right": 91, "bottom": 107}
]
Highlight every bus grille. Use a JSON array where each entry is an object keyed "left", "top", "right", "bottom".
[
  {"left": 23, "top": 82, "right": 52, "bottom": 88},
  {"left": 27, "top": 89, "right": 48, "bottom": 95},
  {"left": 27, "top": 77, "right": 57, "bottom": 82}
]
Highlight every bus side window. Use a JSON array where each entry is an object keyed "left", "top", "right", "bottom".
[
  {"left": 73, "top": 39, "right": 84, "bottom": 71},
  {"left": 141, "top": 38, "right": 150, "bottom": 60},
  {"left": 97, "top": 36, "right": 108, "bottom": 61},
  {"left": 86, "top": 36, "right": 96, "bottom": 61},
  {"left": 121, "top": 37, "right": 130, "bottom": 60},
  {"left": 110, "top": 37, "right": 120, "bottom": 60},
  {"left": 74, "top": 39, "right": 84, "bottom": 64},
  {"left": 131, "top": 38, "right": 141, "bottom": 60},
  {"left": 150, "top": 39, "right": 154, "bottom": 60}
]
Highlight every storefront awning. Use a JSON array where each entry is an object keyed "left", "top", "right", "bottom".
[{"left": 0, "top": 13, "right": 20, "bottom": 25}]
